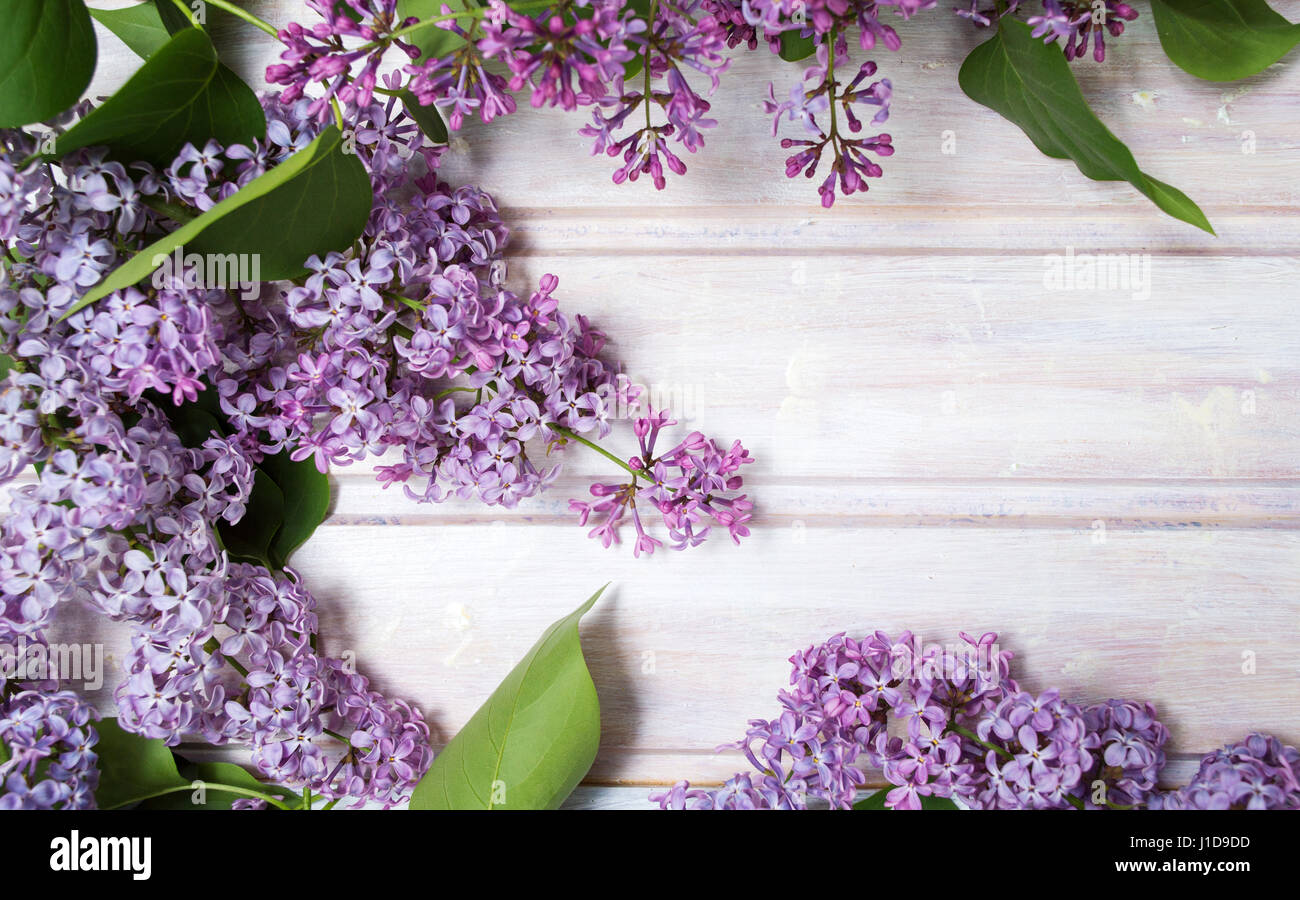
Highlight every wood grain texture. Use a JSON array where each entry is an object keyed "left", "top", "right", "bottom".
[{"left": 72, "top": 2, "right": 1300, "bottom": 801}]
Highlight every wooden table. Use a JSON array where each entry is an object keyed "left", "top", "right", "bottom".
[{"left": 80, "top": 1, "right": 1300, "bottom": 808}]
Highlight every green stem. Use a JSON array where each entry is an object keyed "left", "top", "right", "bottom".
[
  {"left": 433, "top": 386, "right": 478, "bottom": 401},
  {"left": 949, "top": 723, "right": 1012, "bottom": 761},
  {"left": 549, "top": 424, "right": 644, "bottom": 480},
  {"left": 826, "top": 27, "right": 839, "bottom": 143},
  {"left": 104, "top": 781, "right": 292, "bottom": 810},
  {"left": 643, "top": 0, "right": 659, "bottom": 131},
  {"left": 202, "top": 0, "right": 281, "bottom": 37}
]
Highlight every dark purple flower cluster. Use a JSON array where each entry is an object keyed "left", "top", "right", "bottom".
[
  {"left": 267, "top": 0, "right": 425, "bottom": 121},
  {"left": 1024, "top": 1, "right": 1138, "bottom": 62},
  {"left": 653, "top": 629, "right": 1295, "bottom": 810},
  {"left": 267, "top": 0, "right": 1137, "bottom": 206}
]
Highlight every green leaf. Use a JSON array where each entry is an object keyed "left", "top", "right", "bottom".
[
  {"left": 89, "top": 2, "right": 172, "bottom": 59},
  {"left": 147, "top": 390, "right": 224, "bottom": 446},
  {"left": 64, "top": 125, "right": 372, "bottom": 318},
  {"left": 958, "top": 18, "right": 1213, "bottom": 234},
  {"left": 156, "top": 0, "right": 200, "bottom": 33},
  {"left": 853, "top": 789, "right": 887, "bottom": 809},
  {"left": 411, "top": 586, "right": 605, "bottom": 810},
  {"left": 0, "top": 0, "right": 98, "bottom": 127},
  {"left": 93, "top": 717, "right": 190, "bottom": 809},
  {"left": 400, "top": 89, "right": 448, "bottom": 145},
  {"left": 398, "top": 0, "right": 478, "bottom": 61},
  {"left": 854, "top": 789, "right": 961, "bottom": 809},
  {"left": 139, "top": 759, "right": 301, "bottom": 809},
  {"left": 0, "top": 353, "right": 16, "bottom": 382},
  {"left": 260, "top": 451, "right": 331, "bottom": 569},
  {"left": 56, "top": 26, "right": 265, "bottom": 168},
  {"left": 217, "top": 468, "right": 284, "bottom": 568},
  {"left": 778, "top": 29, "right": 817, "bottom": 62},
  {"left": 618, "top": 0, "right": 654, "bottom": 79},
  {"left": 1151, "top": 0, "right": 1300, "bottom": 81}
]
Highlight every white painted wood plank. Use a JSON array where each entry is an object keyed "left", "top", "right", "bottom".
[
  {"left": 279, "top": 524, "right": 1300, "bottom": 782},
  {"left": 49, "top": 524, "right": 1299, "bottom": 776},
  {"left": 325, "top": 475, "right": 1300, "bottom": 528},
  {"left": 316, "top": 252, "right": 1300, "bottom": 483}
]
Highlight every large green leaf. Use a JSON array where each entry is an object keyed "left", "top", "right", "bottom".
[
  {"left": 218, "top": 468, "right": 285, "bottom": 569},
  {"left": 156, "top": 0, "right": 200, "bottom": 33},
  {"left": 89, "top": 1, "right": 172, "bottom": 59},
  {"left": 260, "top": 451, "right": 331, "bottom": 569},
  {"left": 0, "top": 0, "right": 98, "bottom": 127},
  {"left": 139, "top": 759, "right": 301, "bottom": 809},
  {"left": 411, "top": 587, "right": 605, "bottom": 810},
  {"left": 56, "top": 26, "right": 265, "bottom": 168},
  {"left": 64, "top": 125, "right": 372, "bottom": 318},
  {"left": 958, "top": 18, "right": 1213, "bottom": 234},
  {"left": 1151, "top": 0, "right": 1300, "bottom": 81},
  {"left": 398, "top": 0, "right": 479, "bottom": 61},
  {"left": 93, "top": 717, "right": 190, "bottom": 809}
]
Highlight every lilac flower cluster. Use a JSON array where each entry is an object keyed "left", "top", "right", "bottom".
[
  {"left": 267, "top": 0, "right": 426, "bottom": 121},
  {"left": 2, "top": 72, "right": 752, "bottom": 806},
  {"left": 652, "top": 629, "right": 1298, "bottom": 810},
  {"left": 0, "top": 689, "right": 100, "bottom": 809},
  {"left": 183, "top": 92, "right": 752, "bottom": 553},
  {"left": 1149, "top": 733, "right": 1300, "bottom": 810},
  {"left": 573, "top": 406, "right": 753, "bottom": 555},
  {"left": 0, "top": 100, "right": 430, "bottom": 808},
  {"left": 266, "top": 0, "right": 1137, "bottom": 206}
]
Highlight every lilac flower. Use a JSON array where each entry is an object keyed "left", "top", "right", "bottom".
[
  {"left": 0, "top": 690, "right": 100, "bottom": 809},
  {"left": 267, "top": 1, "right": 425, "bottom": 122},
  {"left": 1149, "top": 734, "right": 1300, "bottom": 810},
  {"left": 655, "top": 629, "right": 1273, "bottom": 812},
  {"left": 1082, "top": 699, "right": 1168, "bottom": 808}
]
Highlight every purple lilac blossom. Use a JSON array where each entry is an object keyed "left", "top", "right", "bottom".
[
  {"left": 1148, "top": 734, "right": 1300, "bottom": 810},
  {"left": 267, "top": 1, "right": 1138, "bottom": 205},
  {"left": 2, "top": 78, "right": 753, "bottom": 807},
  {"left": 653, "top": 630, "right": 1289, "bottom": 811},
  {"left": 0, "top": 689, "right": 100, "bottom": 809}
]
